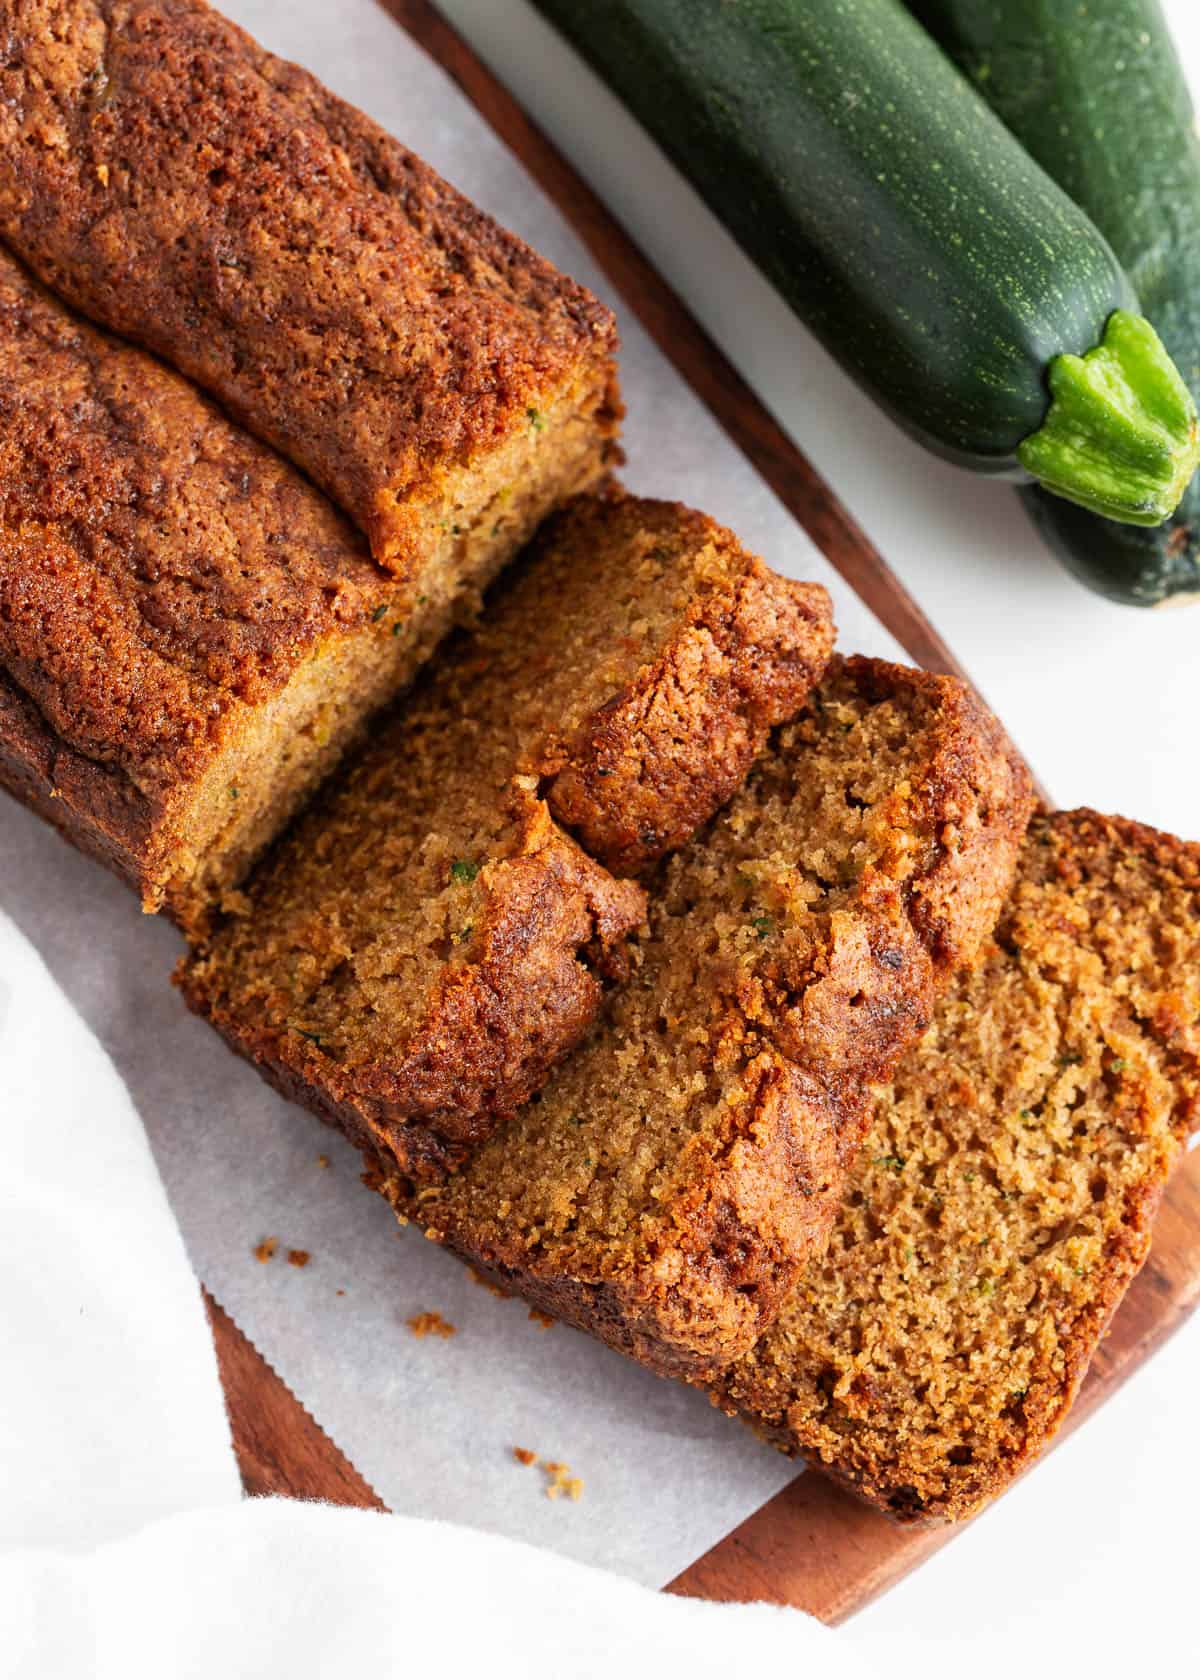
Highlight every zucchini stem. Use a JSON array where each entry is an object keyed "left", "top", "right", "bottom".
[{"left": 1018, "top": 312, "right": 1200, "bottom": 527}]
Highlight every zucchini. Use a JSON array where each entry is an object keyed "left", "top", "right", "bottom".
[
  {"left": 908, "top": 0, "right": 1200, "bottom": 603},
  {"left": 532, "top": 0, "right": 1200, "bottom": 526}
]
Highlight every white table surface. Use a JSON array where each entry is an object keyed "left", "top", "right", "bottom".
[{"left": 437, "top": 0, "right": 1200, "bottom": 1664}]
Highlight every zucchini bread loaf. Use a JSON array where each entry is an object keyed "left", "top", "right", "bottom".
[
  {"left": 179, "top": 493, "right": 834, "bottom": 1182},
  {"left": 715, "top": 810, "right": 1200, "bottom": 1521},
  {"left": 372, "top": 658, "right": 1034, "bottom": 1379},
  {"left": 0, "top": 247, "right": 474, "bottom": 932},
  {"left": 0, "top": 0, "right": 621, "bottom": 579}
]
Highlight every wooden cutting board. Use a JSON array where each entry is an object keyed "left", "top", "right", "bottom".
[{"left": 202, "top": 0, "right": 1200, "bottom": 1624}]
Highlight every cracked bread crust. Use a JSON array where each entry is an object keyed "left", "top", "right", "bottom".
[
  {"left": 178, "top": 494, "right": 833, "bottom": 1182},
  {"left": 527, "top": 494, "right": 837, "bottom": 875},
  {"left": 716, "top": 810, "right": 1200, "bottom": 1521},
  {"left": 0, "top": 245, "right": 451, "bottom": 927},
  {"left": 0, "top": 0, "right": 621, "bottom": 574},
  {"left": 376, "top": 658, "right": 1034, "bottom": 1380}
]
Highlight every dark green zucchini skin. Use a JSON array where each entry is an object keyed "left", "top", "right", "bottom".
[
  {"left": 531, "top": 0, "right": 1136, "bottom": 474},
  {"left": 908, "top": 0, "right": 1200, "bottom": 604}
]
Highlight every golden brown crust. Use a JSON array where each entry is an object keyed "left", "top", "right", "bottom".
[
  {"left": 0, "top": 245, "right": 379, "bottom": 791},
  {"left": 0, "top": 0, "right": 620, "bottom": 572},
  {"left": 844, "top": 657, "right": 1038, "bottom": 975},
  {"left": 716, "top": 808, "right": 1200, "bottom": 1521},
  {"left": 529, "top": 495, "right": 836, "bottom": 875},
  {"left": 377, "top": 659, "right": 1034, "bottom": 1379},
  {"left": 0, "top": 244, "right": 448, "bottom": 921}
]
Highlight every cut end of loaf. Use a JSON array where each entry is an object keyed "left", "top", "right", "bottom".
[{"left": 160, "top": 369, "right": 624, "bottom": 935}]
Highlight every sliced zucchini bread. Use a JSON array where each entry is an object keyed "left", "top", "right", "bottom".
[
  {"left": 179, "top": 493, "right": 834, "bottom": 1182},
  {"left": 715, "top": 810, "right": 1200, "bottom": 1521},
  {"left": 374, "top": 658, "right": 1033, "bottom": 1379}
]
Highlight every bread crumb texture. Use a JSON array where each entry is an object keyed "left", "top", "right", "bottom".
[
  {"left": 379, "top": 658, "right": 1033, "bottom": 1380},
  {"left": 717, "top": 810, "right": 1200, "bottom": 1521},
  {"left": 179, "top": 493, "right": 832, "bottom": 1183}
]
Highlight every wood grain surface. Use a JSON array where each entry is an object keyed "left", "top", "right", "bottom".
[
  {"left": 197, "top": 0, "right": 1200, "bottom": 1627},
  {"left": 205, "top": 1292, "right": 385, "bottom": 1512}
]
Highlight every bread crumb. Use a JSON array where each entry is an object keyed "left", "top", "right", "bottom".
[
  {"left": 527, "top": 1308, "right": 556, "bottom": 1330},
  {"left": 407, "top": 1310, "right": 456, "bottom": 1339},
  {"left": 287, "top": 1249, "right": 311, "bottom": 1268},
  {"left": 467, "top": 1267, "right": 507, "bottom": 1299},
  {"left": 543, "top": 1460, "right": 582, "bottom": 1501},
  {"left": 316, "top": 1154, "right": 330, "bottom": 1169},
  {"left": 512, "top": 1448, "right": 583, "bottom": 1501},
  {"left": 254, "top": 1237, "right": 278, "bottom": 1263},
  {"left": 335, "top": 1289, "right": 346, "bottom": 1297}
]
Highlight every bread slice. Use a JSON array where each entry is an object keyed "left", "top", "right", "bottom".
[
  {"left": 714, "top": 810, "right": 1200, "bottom": 1521},
  {"left": 373, "top": 658, "right": 1033, "bottom": 1379},
  {"left": 0, "top": 247, "right": 477, "bottom": 934},
  {"left": 0, "top": 0, "right": 621, "bottom": 579},
  {"left": 179, "top": 493, "right": 834, "bottom": 1181}
]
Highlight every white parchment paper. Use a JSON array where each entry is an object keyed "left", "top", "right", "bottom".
[{"left": 0, "top": 0, "right": 904, "bottom": 1586}]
